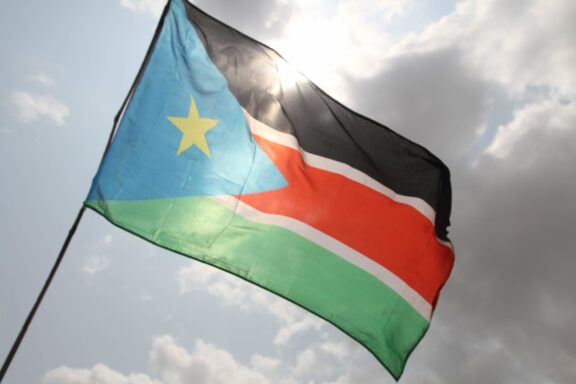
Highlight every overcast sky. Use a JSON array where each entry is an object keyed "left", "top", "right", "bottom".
[{"left": 1, "top": 0, "right": 575, "bottom": 383}]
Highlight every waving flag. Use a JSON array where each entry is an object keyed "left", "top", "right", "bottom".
[{"left": 86, "top": 0, "right": 454, "bottom": 379}]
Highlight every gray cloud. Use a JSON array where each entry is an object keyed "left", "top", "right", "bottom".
[
  {"left": 441, "top": 97, "right": 576, "bottom": 383},
  {"left": 362, "top": 95, "right": 576, "bottom": 383},
  {"left": 192, "top": 0, "right": 298, "bottom": 40},
  {"left": 347, "top": 47, "right": 487, "bottom": 162},
  {"left": 340, "top": 2, "right": 576, "bottom": 381}
]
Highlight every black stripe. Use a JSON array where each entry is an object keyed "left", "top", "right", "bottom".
[{"left": 182, "top": 1, "right": 452, "bottom": 241}]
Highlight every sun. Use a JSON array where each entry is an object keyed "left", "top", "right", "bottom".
[{"left": 273, "top": 20, "right": 344, "bottom": 92}]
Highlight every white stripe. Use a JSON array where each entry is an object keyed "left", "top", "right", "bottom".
[
  {"left": 211, "top": 195, "right": 432, "bottom": 321},
  {"left": 243, "top": 109, "right": 453, "bottom": 251},
  {"left": 243, "top": 109, "right": 437, "bottom": 224}
]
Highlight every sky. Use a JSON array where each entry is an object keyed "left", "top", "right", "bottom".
[{"left": 1, "top": 0, "right": 575, "bottom": 383}]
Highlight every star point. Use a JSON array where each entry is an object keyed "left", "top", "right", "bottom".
[{"left": 167, "top": 96, "right": 218, "bottom": 157}]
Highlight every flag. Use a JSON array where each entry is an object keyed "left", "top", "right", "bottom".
[{"left": 85, "top": 0, "right": 454, "bottom": 379}]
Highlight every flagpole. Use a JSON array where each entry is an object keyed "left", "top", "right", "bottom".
[
  {"left": 0, "top": 206, "right": 86, "bottom": 383},
  {"left": 0, "top": 3, "right": 173, "bottom": 382}
]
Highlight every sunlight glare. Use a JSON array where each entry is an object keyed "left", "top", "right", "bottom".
[
  {"left": 274, "top": 19, "right": 345, "bottom": 92},
  {"left": 276, "top": 58, "right": 306, "bottom": 90}
]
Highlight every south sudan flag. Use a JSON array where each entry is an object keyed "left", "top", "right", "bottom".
[{"left": 86, "top": 0, "right": 454, "bottom": 379}]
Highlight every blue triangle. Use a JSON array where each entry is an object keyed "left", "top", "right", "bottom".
[{"left": 88, "top": 0, "right": 287, "bottom": 201}]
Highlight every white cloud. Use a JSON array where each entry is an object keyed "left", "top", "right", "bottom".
[
  {"left": 393, "top": 0, "right": 576, "bottom": 97},
  {"left": 43, "top": 335, "right": 362, "bottom": 384},
  {"left": 486, "top": 98, "right": 576, "bottom": 164},
  {"left": 43, "top": 364, "right": 162, "bottom": 384},
  {"left": 273, "top": 317, "right": 323, "bottom": 346},
  {"left": 150, "top": 336, "right": 271, "bottom": 384},
  {"left": 189, "top": 0, "right": 413, "bottom": 99},
  {"left": 290, "top": 340, "right": 356, "bottom": 381},
  {"left": 11, "top": 91, "right": 69, "bottom": 126},
  {"left": 120, "top": 0, "right": 166, "bottom": 18},
  {"left": 269, "top": 0, "right": 397, "bottom": 96},
  {"left": 83, "top": 235, "right": 113, "bottom": 274},
  {"left": 250, "top": 354, "right": 281, "bottom": 373},
  {"left": 83, "top": 254, "right": 111, "bottom": 274},
  {"left": 28, "top": 73, "right": 55, "bottom": 87},
  {"left": 43, "top": 336, "right": 273, "bottom": 384},
  {"left": 177, "top": 261, "right": 247, "bottom": 305},
  {"left": 294, "top": 347, "right": 316, "bottom": 376}
]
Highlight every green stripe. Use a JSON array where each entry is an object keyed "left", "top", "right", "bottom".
[{"left": 85, "top": 197, "right": 428, "bottom": 378}]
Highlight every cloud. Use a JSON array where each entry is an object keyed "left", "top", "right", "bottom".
[
  {"left": 273, "top": 317, "right": 323, "bottom": 346},
  {"left": 264, "top": 0, "right": 403, "bottom": 95},
  {"left": 83, "top": 235, "right": 113, "bottom": 274},
  {"left": 42, "top": 364, "right": 162, "bottom": 384},
  {"left": 193, "top": 0, "right": 299, "bottom": 40},
  {"left": 486, "top": 98, "right": 576, "bottom": 165},
  {"left": 177, "top": 261, "right": 246, "bottom": 304},
  {"left": 11, "top": 91, "right": 70, "bottom": 126},
  {"left": 394, "top": 0, "right": 576, "bottom": 96},
  {"left": 43, "top": 334, "right": 366, "bottom": 384},
  {"left": 347, "top": 47, "right": 487, "bottom": 160},
  {"left": 294, "top": 345, "right": 337, "bottom": 377},
  {"left": 394, "top": 74, "right": 576, "bottom": 384},
  {"left": 83, "top": 254, "right": 111, "bottom": 275},
  {"left": 191, "top": 0, "right": 416, "bottom": 97},
  {"left": 178, "top": 261, "right": 323, "bottom": 345},
  {"left": 28, "top": 73, "right": 55, "bottom": 87},
  {"left": 44, "top": 336, "right": 275, "bottom": 384},
  {"left": 273, "top": 2, "right": 388, "bottom": 83},
  {"left": 150, "top": 336, "right": 271, "bottom": 384},
  {"left": 119, "top": 0, "right": 166, "bottom": 17},
  {"left": 250, "top": 354, "right": 281, "bottom": 373}
]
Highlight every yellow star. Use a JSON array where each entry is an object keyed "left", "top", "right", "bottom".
[{"left": 167, "top": 96, "right": 219, "bottom": 157}]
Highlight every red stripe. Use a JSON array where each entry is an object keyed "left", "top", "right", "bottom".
[{"left": 237, "top": 134, "right": 454, "bottom": 305}]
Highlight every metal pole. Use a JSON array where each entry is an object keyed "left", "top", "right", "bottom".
[{"left": 0, "top": 206, "right": 86, "bottom": 383}]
